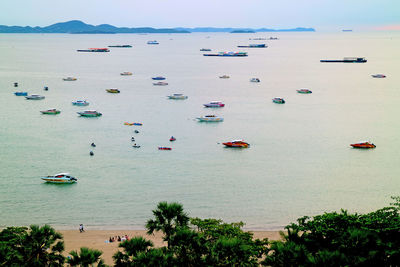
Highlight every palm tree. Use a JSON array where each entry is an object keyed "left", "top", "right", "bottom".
[
  {"left": 113, "top": 237, "right": 154, "bottom": 267},
  {"left": 23, "top": 224, "right": 65, "bottom": 267},
  {"left": 146, "top": 202, "right": 189, "bottom": 247},
  {"left": 67, "top": 247, "right": 105, "bottom": 267}
]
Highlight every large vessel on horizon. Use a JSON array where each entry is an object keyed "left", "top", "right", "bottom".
[
  {"left": 77, "top": 48, "right": 110, "bottom": 52},
  {"left": 320, "top": 57, "right": 367, "bottom": 63},
  {"left": 203, "top": 52, "right": 248, "bottom": 57},
  {"left": 237, "top": 44, "right": 267, "bottom": 48}
]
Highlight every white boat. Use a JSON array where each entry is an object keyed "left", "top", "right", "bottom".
[
  {"left": 153, "top": 82, "right": 168, "bottom": 86},
  {"left": 63, "top": 77, "right": 77, "bottom": 81},
  {"left": 197, "top": 115, "right": 224, "bottom": 122},
  {"left": 250, "top": 78, "right": 260, "bottom": 83},
  {"left": 41, "top": 173, "right": 77, "bottom": 184},
  {"left": 203, "top": 101, "right": 225, "bottom": 108},
  {"left": 371, "top": 74, "right": 386, "bottom": 78},
  {"left": 72, "top": 100, "right": 89, "bottom": 106},
  {"left": 168, "top": 94, "right": 188, "bottom": 100},
  {"left": 25, "top": 94, "right": 45, "bottom": 100}
]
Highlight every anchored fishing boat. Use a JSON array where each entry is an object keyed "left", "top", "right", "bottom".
[
  {"left": 72, "top": 100, "right": 89, "bottom": 106},
  {"left": 168, "top": 94, "right": 188, "bottom": 100},
  {"left": 63, "top": 77, "right": 77, "bottom": 81},
  {"left": 40, "top": 109, "right": 61, "bottom": 115},
  {"left": 250, "top": 78, "right": 260, "bottom": 83},
  {"left": 223, "top": 140, "right": 250, "bottom": 148},
  {"left": 153, "top": 82, "right": 168, "bottom": 86},
  {"left": 297, "top": 89, "right": 312, "bottom": 94},
  {"left": 272, "top": 97, "right": 285, "bottom": 104},
  {"left": 371, "top": 74, "right": 386, "bottom": 78},
  {"left": 158, "top": 147, "right": 172, "bottom": 150},
  {"left": 203, "top": 101, "right": 225, "bottom": 108},
  {"left": 120, "top": 72, "right": 133, "bottom": 76},
  {"left": 77, "top": 110, "right": 102, "bottom": 117},
  {"left": 106, "top": 89, "right": 120, "bottom": 93},
  {"left": 14, "top": 92, "right": 28, "bottom": 96},
  {"left": 25, "top": 94, "right": 45, "bottom": 100},
  {"left": 197, "top": 115, "right": 224, "bottom": 122},
  {"left": 219, "top": 75, "right": 230, "bottom": 79}
]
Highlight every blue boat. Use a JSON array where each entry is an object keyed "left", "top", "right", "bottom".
[
  {"left": 152, "top": 76, "right": 166, "bottom": 80},
  {"left": 14, "top": 92, "right": 28, "bottom": 96},
  {"left": 147, "top": 41, "right": 159, "bottom": 45}
]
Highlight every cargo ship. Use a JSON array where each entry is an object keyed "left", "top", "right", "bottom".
[
  {"left": 320, "top": 57, "right": 366, "bottom": 63},
  {"left": 77, "top": 48, "right": 110, "bottom": 52},
  {"left": 108, "top": 45, "right": 132, "bottom": 48},
  {"left": 237, "top": 44, "right": 267, "bottom": 48},
  {"left": 203, "top": 52, "right": 248, "bottom": 57}
]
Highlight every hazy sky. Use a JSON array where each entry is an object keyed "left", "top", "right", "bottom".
[{"left": 1, "top": 0, "right": 399, "bottom": 30}]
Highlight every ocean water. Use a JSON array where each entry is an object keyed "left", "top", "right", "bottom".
[{"left": 0, "top": 32, "right": 399, "bottom": 230}]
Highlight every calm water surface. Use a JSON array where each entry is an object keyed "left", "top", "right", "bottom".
[{"left": 0, "top": 32, "right": 399, "bottom": 230}]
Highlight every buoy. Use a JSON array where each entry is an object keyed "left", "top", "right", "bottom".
[
  {"left": 91, "top": 143, "right": 96, "bottom": 147},
  {"left": 90, "top": 151, "right": 94, "bottom": 156}
]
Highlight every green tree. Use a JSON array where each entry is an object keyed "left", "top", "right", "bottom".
[
  {"left": 113, "top": 237, "right": 154, "bottom": 267},
  {"left": 67, "top": 247, "right": 106, "bottom": 267},
  {"left": 0, "top": 226, "right": 27, "bottom": 266},
  {"left": 146, "top": 202, "right": 189, "bottom": 247},
  {"left": 22, "top": 225, "right": 65, "bottom": 267}
]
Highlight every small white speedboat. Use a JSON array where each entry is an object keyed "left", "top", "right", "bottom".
[
  {"left": 197, "top": 115, "right": 224, "bottom": 122},
  {"left": 250, "top": 78, "right": 260, "bottom": 83},
  {"left": 167, "top": 94, "right": 188, "bottom": 100},
  {"left": 41, "top": 173, "right": 77, "bottom": 184},
  {"left": 72, "top": 100, "right": 89, "bottom": 106},
  {"left": 25, "top": 94, "right": 45, "bottom": 100}
]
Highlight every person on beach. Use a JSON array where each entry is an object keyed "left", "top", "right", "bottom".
[{"left": 79, "top": 224, "right": 85, "bottom": 233}]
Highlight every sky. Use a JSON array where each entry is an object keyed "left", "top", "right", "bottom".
[{"left": 0, "top": 0, "right": 399, "bottom": 30}]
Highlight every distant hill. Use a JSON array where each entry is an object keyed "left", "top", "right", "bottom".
[
  {"left": 0, "top": 20, "right": 190, "bottom": 34},
  {"left": 175, "top": 27, "right": 316, "bottom": 32},
  {"left": 0, "top": 21, "right": 316, "bottom": 33}
]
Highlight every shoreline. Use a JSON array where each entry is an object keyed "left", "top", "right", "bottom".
[{"left": 60, "top": 229, "right": 282, "bottom": 265}]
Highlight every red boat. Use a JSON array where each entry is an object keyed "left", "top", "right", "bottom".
[
  {"left": 158, "top": 147, "right": 172, "bottom": 150},
  {"left": 222, "top": 140, "right": 250, "bottom": 148},
  {"left": 350, "top": 141, "right": 376, "bottom": 149},
  {"left": 169, "top": 136, "right": 176, "bottom": 142}
]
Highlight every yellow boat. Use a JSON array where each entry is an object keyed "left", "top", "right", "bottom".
[{"left": 106, "top": 89, "right": 120, "bottom": 93}]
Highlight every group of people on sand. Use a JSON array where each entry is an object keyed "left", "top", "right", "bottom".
[{"left": 109, "top": 235, "right": 129, "bottom": 243}]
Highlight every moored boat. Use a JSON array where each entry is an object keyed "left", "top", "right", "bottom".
[
  {"left": 170, "top": 136, "right": 176, "bottom": 142},
  {"left": 63, "top": 77, "right": 77, "bottom": 81},
  {"left": 14, "top": 92, "right": 28, "bottom": 96},
  {"left": 40, "top": 109, "right": 61, "bottom": 115},
  {"left": 147, "top": 41, "right": 159, "bottom": 45},
  {"left": 120, "top": 72, "right": 133, "bottom": 76},
  {"left": 272, "top": 97, "right": 285, "bottom": 104},
  {"left": 200, "top": 48, "right": 212, "bottom": 51},
  {"left": 77, "top": 110, "right": 102, "bottom": 117},
  {"left": 350, "top": 141, "right": 376, "bottom": 149},
  {"left": 204, "top": 101, "right": 225, "bottom": 108},
  {"left": 223, "top": 140, "right": 250, "bottom": 148},
  {"left": 219, "top": 75, "right": 230, "bottom": 79},
  {"left": 158, "top": 147, "right": 172, "bottom": 150},
  {"left": 371, "top": 74, "right": 386, "bottom": 78},
  {"left": 41, "top": 173, "right": 77, "bottom": 184},
  {"left": 250, "top": 78, "right": 260, "bottom": 83},
  {"left": 153, "top": 82, "right": 168, "bottom": 86},
  {"left": 72, "top": 100, "right": 89, "bottom": 106},
  {"left": 320, "top": 57, "right": 367, "bottom": 63},
  {"left": 124, "top": 122, "right": 143, "bottom": 126},
  {"left": 203, "top": 51, "right": 248, "bottom": 57},
  {"left": 108, "top": 45, "right": 132, "bottom": 48},
  {"left": 168, "top": 94, "right": 188, "bottom": 100},
  {"left": 77, "top": 48, "right": 110, "bottom": 52},
  {"left": 297, "top": 89, "right": 312, "bottom": 94},
  {"left": 237, "top": 44, "right": 267, "bottom": 48},
  {"left": 25, "top": 94, "right": 45, "bottom": 100},
  {"left": 106, "top": 89, "right": 120, "bottom": 93},
  {"left": 152, "top": 76, "right": 166, "bottom": 80},
  {"left": 197, "top": 115, "right": 224, "bottom": 122}
]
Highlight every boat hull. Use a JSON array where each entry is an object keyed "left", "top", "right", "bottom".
[
  {"left": 78, "top": 112, "right": 102, "bottom": 117},
  {"left": 41, "top": 178, "right": 76, "bottom": 184}
]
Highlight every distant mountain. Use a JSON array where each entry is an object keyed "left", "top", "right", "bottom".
[
  {"left": 0, "top": 20, "right": 190, "bottom": 34},
  {"left": 231, "top": 30, "right": 256, "bottom": 33},
  {"left": 0, "top": 21, "right": 315, "bottom": 33},
  {"left": 175, "top": 27, "right": 315, "bottom": 32}
]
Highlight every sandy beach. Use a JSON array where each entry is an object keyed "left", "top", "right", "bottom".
[{"left": 60, "top": 230, "right": 282, "bottom": 265}]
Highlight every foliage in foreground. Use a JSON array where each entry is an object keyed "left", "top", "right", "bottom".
[{"left": 2, "top": 198, "right": 400, "bottom": 266}]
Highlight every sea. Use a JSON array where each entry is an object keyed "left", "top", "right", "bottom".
[{"left": 0, "top": 32, "right": 399, "bottom": 230}]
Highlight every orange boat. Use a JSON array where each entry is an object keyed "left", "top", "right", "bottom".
[
  {"left": 222, "top": 140, "right": 250, "bottom": 148},
  {"left": 350, "top": 141, "right": 376, "bottom": 149}
]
